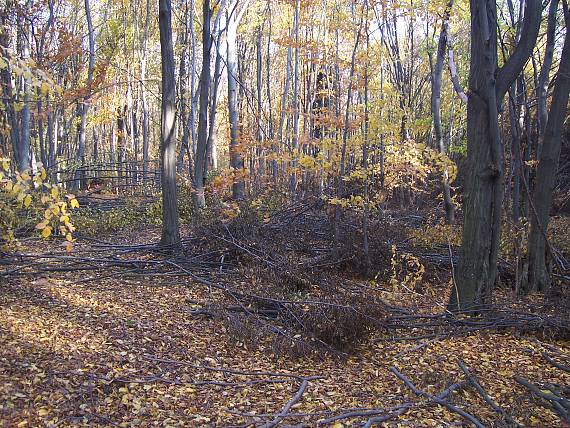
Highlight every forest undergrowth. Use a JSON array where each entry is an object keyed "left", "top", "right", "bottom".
[{"left": 2, "top": 195, "right": 570, "bottom": 427}]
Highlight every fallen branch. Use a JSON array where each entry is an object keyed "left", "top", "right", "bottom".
[
  {"left": 458, "top": 360, "right": 522, "bottom": 427},
  {"left": 514, "top": 375, "right": 570, "bottom": 423},
  {"left": 543, "top": 352, "right": 570, "bottom": 373},
  {"left": 391, "top": 367, "right": 484, "bottom": 428},
  {"left": 321, "top": 379, "right": 466, "bottom": 426},
  {"left": 258, "top": 379, "right": 310, "bottom": 428}
]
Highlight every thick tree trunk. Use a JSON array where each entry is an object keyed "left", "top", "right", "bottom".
[
  {"left": 524, "top": 6, "right": 570, "bottom": 294},
  {"left": 450, "top": 0, "right": 541, "bottom": 311},
  {"left": 158, "top": 0, "right": 181, "bottom": 248}
]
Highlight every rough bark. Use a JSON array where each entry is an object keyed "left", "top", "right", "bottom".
[{"left": 449, "top": 0, "right": 541, "bottom": 311}]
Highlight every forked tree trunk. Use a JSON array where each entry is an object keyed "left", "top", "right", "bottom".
[
  {"left": 158, "top": 0, "right": 181, "bottom": 248},
  {"left": 450, "top": 0, "right": 541, "bottom": 311}
]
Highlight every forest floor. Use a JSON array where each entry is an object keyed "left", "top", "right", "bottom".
[{"left": 2, "top": 202, "right": 570, "bottom": 427}]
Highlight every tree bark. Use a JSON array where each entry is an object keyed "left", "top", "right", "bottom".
[
  {"left": 450, "top": 0, "right": 541, "bottom": 311},
  {"left": 194, "top": 0, "right": 211, "bottom": 209},
  {"left": 159, "top": 0, "right": 181, "bottom": 248}
]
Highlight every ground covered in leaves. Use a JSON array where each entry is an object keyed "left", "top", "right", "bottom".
[{"left": 2, "top": 220, "right": 570, "bottom": 427}]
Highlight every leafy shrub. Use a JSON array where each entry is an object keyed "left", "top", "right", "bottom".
[{"left": 0, "top": 160, "right": 79, "bottom": 251}]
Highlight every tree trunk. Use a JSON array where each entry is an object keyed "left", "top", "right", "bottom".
[
  {"left": 141, "top": 0, "right": 151, "bottom": 180},
  {"left": 194, "top": 0, "right": 211, "bottom": 209},
  {"left": 524, "top": 5, "right": 570, "bottom": 294},
  {"left": 206, "top": 43, "right": 222, "bottom": 175},
  {"left": 18, "top": 14, "right": 31, "bottom": 172},
  {"left": 158, "top": 0, "right": 181, "bottom": 248},
  {"left": 75, "top": 0, "right": 95, "bottom": 190},
  {"left": 537, "top": 0, "right": 559, "bottom": 142},
  {"left": 430, "top": 1, "right": 455, "bottom": 224},
  {"left": 226, "top": 0, "right": 251, "bottom": 201},
  {"left": 290, "top": 0, "right": 300, "bottom": 191},
  {"left": 450, "top": 0, "right": 541, "bottom": 311}
]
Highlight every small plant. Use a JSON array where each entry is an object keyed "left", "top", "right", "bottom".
[
  {"left": 0, "top": 160, "right": 79, "bottom": 251},
  {"left": 389, "top": 245, "right": 425, "bottom": 294}
]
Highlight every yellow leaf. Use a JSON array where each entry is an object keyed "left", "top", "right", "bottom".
[
  {"left": 65, "top": 241, "right": 73, "bottom": 252},
  {"left": 38, "top": 408, "right": 49, "bottom": 416},
  {"left": 70, "top": 198, "right": 80, "bottom": 209},
  {"left": 23, "top": 194, "right": 32, "bottom": 207},
  {"left": 65, "top": 233, "right": 73, "bottom": 242},
  {"left": 41, "top": 226, "right": 52, "bottom": 239},
  {"left": 40, "top": 82, "right": 51, "bottom": 96},
  {"left": 50, "top": 187, "right": 59, "bottom": 198}
]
